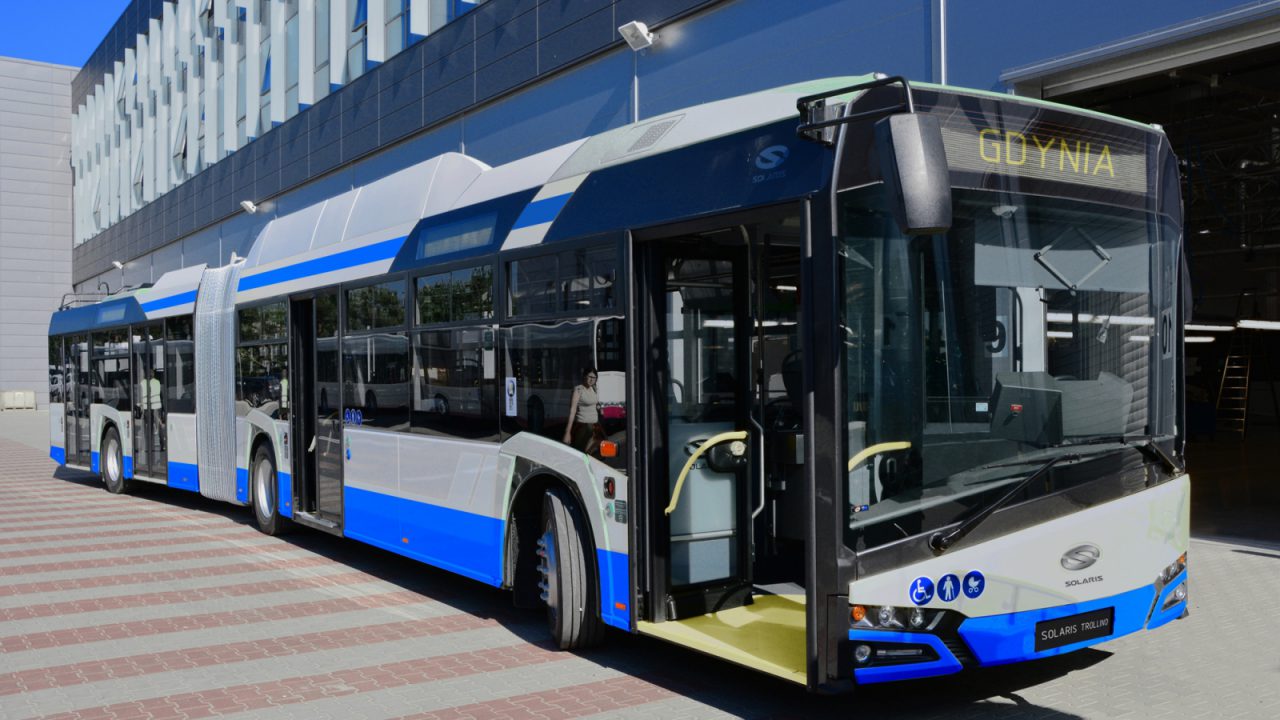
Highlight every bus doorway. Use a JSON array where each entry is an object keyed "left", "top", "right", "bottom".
[
  {"left": 289, "top": 291, "right": 344, "bottom": 532},
  {"left": 636, "top": 210, "right": 809, "bottom": 685}
]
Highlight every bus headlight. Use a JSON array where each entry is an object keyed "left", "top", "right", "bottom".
[
  {"left": 852, "top": 604, "right": 941, "bottom": 631},
  {"left": 1162, "top": 552, "right": 1187, "bottom": 583}
]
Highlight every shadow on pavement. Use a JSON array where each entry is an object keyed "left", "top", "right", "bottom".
[{"left": 42, "top": 468, "right": 1093, "bottom": 718}]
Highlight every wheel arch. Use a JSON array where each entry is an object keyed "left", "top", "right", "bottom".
[{"left": 503, "top": 466, "right": 598, "bottom": 609}]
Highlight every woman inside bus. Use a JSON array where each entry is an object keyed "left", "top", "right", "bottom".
[{"left": 563, "top": 367, "right": 603, "bottom": 455}]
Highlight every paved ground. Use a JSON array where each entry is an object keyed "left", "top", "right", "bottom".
[{"left": 1, "top": 429, "right": 1278, "bottom": 719}]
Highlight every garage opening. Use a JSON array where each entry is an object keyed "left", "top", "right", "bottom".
[{"left": 1012, "top": 39, "right": 1280, "bottom": 544}]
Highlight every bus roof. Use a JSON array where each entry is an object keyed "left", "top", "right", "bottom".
[{"left": 53, "top": 75, "right": 1160, "bottom": 335}]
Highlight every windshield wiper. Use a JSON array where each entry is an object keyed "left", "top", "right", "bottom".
[
  {"left": 929, "top": 453, "right": 1079, "bottom": 554},
  {"left": 1064, "top": 434, "right": 1183, "bottom": 475}
]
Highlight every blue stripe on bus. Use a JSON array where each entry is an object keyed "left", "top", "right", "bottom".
[
  {"left": 850, "top": 630, "right": 962, "bottom": 684},
  {"left": 510, "top": 193, "right": 572, "bottom": 230},
  {"left": 237, "top": 236, "right": 406, "bottom": 292},
  {"left": 957, "top": 582, "right": 1156, "bottom": 667},
  {"left": 167, "top": 462, "right": 199, "bottom": 491},
  {"left": 90, "top": 451, "right": 99, "bottom": 473},
  {"left": 123, "top": 456, "right": 134, "bottom": 479},
  {"left": 236, "top": 467, "right": 249, "bottom": 503},
  {"left": 597, "top": 548, "right": 630, "bottom": 630},
  {"left": 50, "top": 446, "right": 65, "bottom": 464},
  {"left": 343, "top": 485, "right": 505, "bottom": 587},
  {"left": 140, "top": 290, "right": 197, "bottom": 312},
  {"left": 279, "top": 472, "right": 293, "bottom": 518}
]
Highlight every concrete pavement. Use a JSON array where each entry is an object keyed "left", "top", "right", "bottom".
[{"left": 0, "top": 431, "right": 1276, "bottom": 719}]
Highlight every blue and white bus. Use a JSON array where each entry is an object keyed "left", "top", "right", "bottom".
[{"left": 49, "top": 75, "right": 1190, "bottom": 691}]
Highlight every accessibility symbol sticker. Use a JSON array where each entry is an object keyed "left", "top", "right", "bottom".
[
  {"left": 963, "top": 570, "right": 986, "bottom": 599},
  {"left": 937, "top": 573, "right": 961, "bottom": 602},
  {"left": 908, "top": 576, "right": 935, "bottom": 605}
]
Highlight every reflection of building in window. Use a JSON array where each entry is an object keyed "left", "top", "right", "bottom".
[{"left": 236, "top": 301, "right": 289, "bottom": 420}]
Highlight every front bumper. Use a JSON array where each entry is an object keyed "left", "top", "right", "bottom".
[{"left": 850, "top": 570, "right": 1188, "bottom": 684}]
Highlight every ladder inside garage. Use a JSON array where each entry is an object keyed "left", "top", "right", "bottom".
[{"left": 1216, "top": 332, "right": 1253, "bottom": 439}]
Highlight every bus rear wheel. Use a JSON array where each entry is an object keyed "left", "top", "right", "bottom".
[
  {"left": 251, "top": 443, "right": 289, "bottom": 536},
  {"left": 537, "top": 486, "right": 604, "bottom": 649},
  {"left": 101, "top": 426, "right": 130, "bottom": 495}
]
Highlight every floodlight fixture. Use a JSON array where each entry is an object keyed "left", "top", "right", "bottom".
[{"left": 619, "top": 21, "right": 656, "bottom": 51}]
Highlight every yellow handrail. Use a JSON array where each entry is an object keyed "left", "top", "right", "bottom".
[
  {"left": 664, "top": 430, "right": 749, "bottom": 516},
  {"left": 847, "top": 441, "right": 912, "bottom": 472}
]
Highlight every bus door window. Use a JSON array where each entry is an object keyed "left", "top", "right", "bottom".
[
  {"left": 66, "top": 334, "right": 90, "bottom": 464},
  {"left": 92, "top": 329, "right": 132, "bottom": 413},
  {"left": 236, "top": 301, "right": 289, "bottom": 420},
  {"left": 132, "top": 324, "right": 166, "bottom": 476}
]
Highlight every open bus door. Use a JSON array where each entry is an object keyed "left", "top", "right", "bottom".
[
  {"left": 634, "top": 207, "right": 811, "bottom": 685},
  {"left": 289, "top": 291, "right": 344, "bottom": 533}
]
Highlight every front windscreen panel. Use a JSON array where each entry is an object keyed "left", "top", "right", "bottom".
[{"left": 836, "top": 91, "right": 1181, "bottom": 552}]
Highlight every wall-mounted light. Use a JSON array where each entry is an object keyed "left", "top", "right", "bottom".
[
  {"left": 1184, "top": 323, "right": 1233, "bottom": 332},
  {"left": 619, "top": 21, "right": 657, "bottom": 51},
  {"left": 240, "top": 199, "right": 259, "bottom": 214}
]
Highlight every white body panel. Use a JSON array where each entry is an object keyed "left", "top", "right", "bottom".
[
  {"left": 850, "top": 475, "right": 1191, "bottom": 615},
  {"left": 344, "top": 427, "right": 503, "bottom": 518}
]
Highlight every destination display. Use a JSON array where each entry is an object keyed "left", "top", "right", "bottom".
[
  {"left": 835, "top": 87, "right": 1162, "bottom": 210},
  {"left": 941, "top": 124, "right": 1148, "bottom": 195}
]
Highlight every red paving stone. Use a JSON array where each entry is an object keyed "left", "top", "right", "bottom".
[
  {"left": 396, "top": 676, "right": 675, "bottom": 720},
  {"left": 0, "top": 555, "right": 331, "bottom": 598},
  {"left": 32, "top": 643, "right": 568, "bottom": 720},
  {"left": 3, "top": 543, "right": 300, "bottom": 576},
  {"left": 0, "top": 614, "right": 497, "bottom": 696},
  {"left": 0, "top": 520, "right": 235, "bottom": 546},
  {"left": 0, "top": 513, "right": 213, "bottom": 534},
  {"left": 0, "top": 529, "right": 263, "bottom": 560},
  {"left": 0, "top": 591, "right": 427, "bottom": 653},
  {"left": 0, "top": 570, "right": 385, "bottom": 621}
]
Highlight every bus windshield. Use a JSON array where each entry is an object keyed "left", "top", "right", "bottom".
[{"left": 840, "top": 185, "right": 1174, "bottom": 549}]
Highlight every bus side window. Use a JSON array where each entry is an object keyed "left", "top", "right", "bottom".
[{"left": 165, "top": 315, "right": 196, "bottom": 414}]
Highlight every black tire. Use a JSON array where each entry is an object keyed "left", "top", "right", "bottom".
[
  {"left": 101, "top": 425, "right": 130, "bottom": 494},
  {"left": 434, "top": 394, "right": 449, "bottom": 415},
  {"left": 251, "top": 443, "right": 289, "bottom": 535},
  {"left": 538, "top": 486, "right": 604, "bottom": 649},
  {"left": 365, "top": 390, "right": 378, "bottom": 412}
]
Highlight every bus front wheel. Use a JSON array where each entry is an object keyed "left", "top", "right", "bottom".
[
  {"left": 537, "top": 486, "right": 604, "bottom": 650},
  {"left": 101, "top": 426, "right": 130, "bottom": 495}
]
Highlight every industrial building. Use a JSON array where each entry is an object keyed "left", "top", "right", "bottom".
[{"left": 7, "top": 0, "right": 1280, "bottom": 534}]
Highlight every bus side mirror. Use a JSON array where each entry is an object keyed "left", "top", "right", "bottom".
[{"left": 875, "top": 113, "right": 952, "bottom": 236}]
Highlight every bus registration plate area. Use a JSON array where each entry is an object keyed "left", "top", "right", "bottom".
[{"left": 1034, "top": 607, "right": 1114, "bottom": 652}]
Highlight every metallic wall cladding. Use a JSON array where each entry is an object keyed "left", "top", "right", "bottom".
[
  {"left": 71, "top": 0, "right": 720, "bottom": 286},
  {"left": 194, "top": 264, "right": 244, "bottom": 504}
]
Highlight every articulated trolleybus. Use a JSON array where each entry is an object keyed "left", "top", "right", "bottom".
[{"left": 49, "top": 74, "right": 1189, "bottom": 691}]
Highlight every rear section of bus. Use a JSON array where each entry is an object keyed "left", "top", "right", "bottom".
[{"left": 828, "top": 84, "right": 1188, "bottom": 684}]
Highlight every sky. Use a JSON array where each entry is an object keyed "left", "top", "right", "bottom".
[{"left": 0, "top": 0, "right": 132, "bottom": 68}]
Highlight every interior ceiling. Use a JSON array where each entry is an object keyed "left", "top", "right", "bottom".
[{"left": 1055, "top": 42, "right": 1280, "bottom": 319}]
